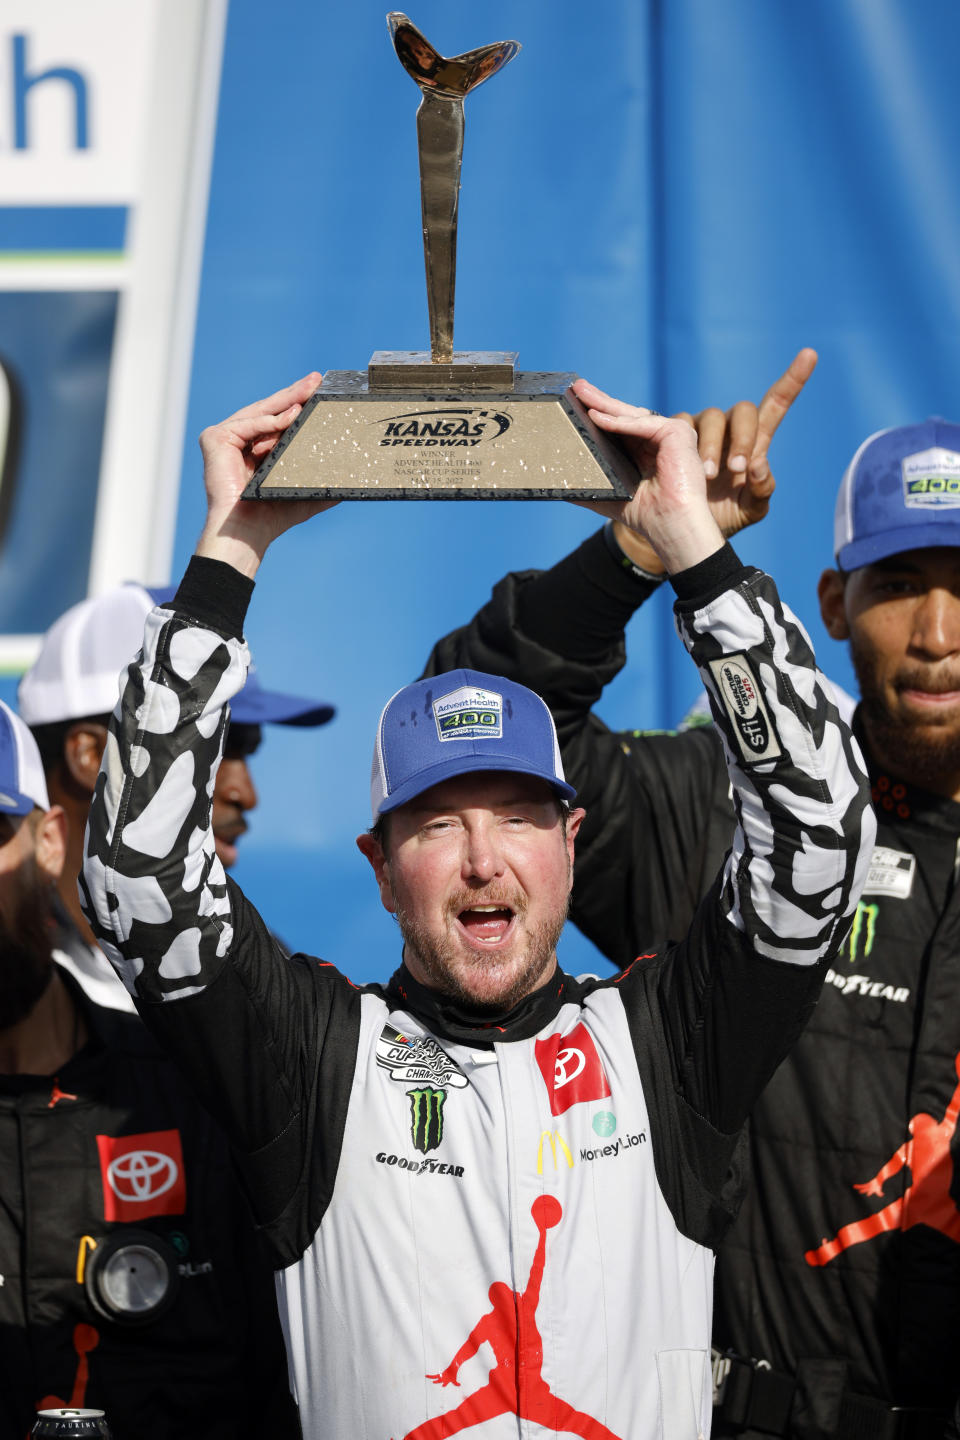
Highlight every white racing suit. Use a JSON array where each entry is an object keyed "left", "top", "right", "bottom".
[{"left": 81, "top": 545, "right": 874, "bottom": 1439}]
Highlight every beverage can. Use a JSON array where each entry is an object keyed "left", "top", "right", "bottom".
[{"left": 31, "top": 1408, "right": 112, "bottom": 1438}]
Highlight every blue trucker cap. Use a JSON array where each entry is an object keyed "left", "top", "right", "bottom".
[
  {"left": 370, "top": 669, "right": 576, "bottom": 819},
  {"left": 834, "top": 419, "right": 960, "bottom": 571}
]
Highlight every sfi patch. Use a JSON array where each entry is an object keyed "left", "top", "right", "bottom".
[
  {"left": 862, "top": 845, "right": 916, "bottom": 900},
  {"left": 707, "top": 654, "right": 782, "bottom": 765},
  {"left": 433, "top": 684, "right": 502, "bottom": 742},
  {"left": 376, "top": 1024, "right": 469, "bottom": 1089},
  {"left": 902, "top": 447, "right": 960, "bottom": 508}
]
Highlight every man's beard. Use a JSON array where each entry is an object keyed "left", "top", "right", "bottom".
[
  {"left": 850, "top": 633, "right": 960, "bottom": 793},
  {"left": 0, "top": 871, "right": 57, "bottom": 1031},
  {"left": 394, "top": 885, "right": 569, "bottom": 1013}
]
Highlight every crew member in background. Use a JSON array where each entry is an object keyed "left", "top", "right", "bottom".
[
  {"left": 0, "top": 699, "right": 300, "bottom": 1439},
  {"left": 425, "top": 358, "right": 960, "bottom": 1437},
  {"left": 18, "top": 581, "right": 333, "bottom": 1008},
  {"left": 79, "top": 372, "right": 873, "bottom": 1440}
]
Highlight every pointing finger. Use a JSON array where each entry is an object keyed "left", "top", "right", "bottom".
[{"left": 755, "top": 348, "right": 818, "bottom": 453}]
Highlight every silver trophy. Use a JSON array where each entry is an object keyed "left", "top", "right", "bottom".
[{"left": 244, "top": 14, "right": 635, "bottom": 501}]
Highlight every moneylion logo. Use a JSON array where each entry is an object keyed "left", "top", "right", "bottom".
[
  {"left": 409, "top": 1087, "right": 446, "bottom": 1153},
  {"left": 371, "top": 407, "right": 513, "bottom": 449},
  {"left": 537, "top": 1129, "right": 573, "bottom": 1175}
]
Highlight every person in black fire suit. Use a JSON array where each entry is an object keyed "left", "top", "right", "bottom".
[
  {"left": 424, "top": 353, "right": 960, "bottom": 1438},
  {"left": 0, "top": 699, "right": 299, "bottom": 1439}
]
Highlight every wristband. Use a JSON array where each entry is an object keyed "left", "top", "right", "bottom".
[{"left": 602, "top": 521, "right": 666, "bottom": 585}]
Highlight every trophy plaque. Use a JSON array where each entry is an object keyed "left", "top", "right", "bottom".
[{"left": 243, "top": 14, "right": 637, "bottom": 502}]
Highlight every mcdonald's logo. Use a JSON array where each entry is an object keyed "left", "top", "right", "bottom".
[{"left": 537, "top": 1129, "right": 574, "bottom": 1175}]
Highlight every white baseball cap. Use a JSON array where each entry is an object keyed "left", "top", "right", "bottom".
[
  {"left": 0, "top": 698, "right": 50, "bottom": 813},
  {"left": 18, "top": 585, "right": 156, "bottom": 728},
  {"left": 18, "top": 583, "right": 337, "bottom": 730}
]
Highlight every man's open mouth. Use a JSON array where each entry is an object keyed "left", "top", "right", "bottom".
[{"left": 456, "top": 904, "right": 516, "bottom": 946}]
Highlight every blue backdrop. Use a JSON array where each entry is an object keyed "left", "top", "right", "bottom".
[{"left": 167, "top": 0, "right": 960, "bottom": 980}]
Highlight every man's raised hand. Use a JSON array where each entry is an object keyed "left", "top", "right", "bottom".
[
  {"left": 572, "top": 382, "right": 723, "bottom": 575},
  {"left": 197, "top": 373, "right": 338, "bottom": 578},
  {"left": 576, "top": 348, "right": 817, "bottom": 575},
  {"left": 673, "top": 346, "right": 817, "bottom": 539}
]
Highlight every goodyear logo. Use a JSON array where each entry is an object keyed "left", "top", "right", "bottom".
[
  {"left": 371, "top": 408, "right": 512, "bottom": 449},
  {"left": 537, "top": 1129, "right": 573, "bottom": 1175}
]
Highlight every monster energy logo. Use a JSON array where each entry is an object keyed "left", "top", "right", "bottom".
[
  {"left": 845, "top": 901, "right": 878, "bottom": 963},
  {"left": 409, "top": 1087, "right": 446, "bottom": 1153}
]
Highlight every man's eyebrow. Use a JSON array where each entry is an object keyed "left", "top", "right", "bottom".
[{"left": 407, "top": 795, "right": 549, "bottom": 816}]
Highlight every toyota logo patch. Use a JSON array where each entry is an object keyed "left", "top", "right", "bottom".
[{"left": 96, "top": 1129, "right": 187, "bottom": 1221}]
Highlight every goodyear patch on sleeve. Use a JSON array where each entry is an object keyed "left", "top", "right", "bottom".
[
  {"left": 433, "top": 684, "right": 502, "bottom": 742},
  {"left": 902, "top": 447, "right": 960, "bottom": 508},
  {"left": 707, "top": 654, "right": 782, "bottom": 765}
]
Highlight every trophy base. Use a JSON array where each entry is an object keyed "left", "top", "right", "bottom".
[
  {"left": 243, "top": 369, "right": 637, "bottom": 501},
  {"left": 368, "top": 350, "right": 517, "bottom": 390}
]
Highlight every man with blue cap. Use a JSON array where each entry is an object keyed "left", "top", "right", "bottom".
[
  {"left": 424, "top": 410, "right": 960, "bottom": 1436},
  {"left": 79, "top": 373, "right": 874, "bottom": 1440}
]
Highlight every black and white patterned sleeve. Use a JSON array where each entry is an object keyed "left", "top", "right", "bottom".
[
  {"left": 672, "top": 546, "right": 875, "bottom": 966},
  {"left": 79, "top": 561, "right": 251, "bottom": 1002}
]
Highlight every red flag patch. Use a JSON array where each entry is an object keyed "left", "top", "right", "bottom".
[
  {"left": 535, "top": 1024, "right": 612, "bottom": 1116},
  {"left": 96, "top": 1129, "right": 187, "bottom": 1222}
]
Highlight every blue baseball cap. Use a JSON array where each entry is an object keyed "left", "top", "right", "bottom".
[
  {"left": 0, "top": 699, "right": 49, "bottom": 815},
  {"left": 834, "top": 419, "right": 960, "bottom": 571},
  {"left": 370, "top": 669, "right": 576, "bottom": 819},
  {"left": 229, "top": 665, "right": 335, "bottom": 727}
]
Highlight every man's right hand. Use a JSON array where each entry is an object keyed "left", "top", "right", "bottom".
[
  {"left": 612, "top": 347, "right": 818, "bottom": 575},
  {"left": 196, "top": 373, "right": 338, "bottom": 578}
]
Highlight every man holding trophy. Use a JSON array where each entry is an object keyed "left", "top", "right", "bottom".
[
  {"left": 79, "top": 364, "right": 873, "bottom": 1438},
  {"left": 79, "top": 16, "right": 874, "bottom": 1437}
]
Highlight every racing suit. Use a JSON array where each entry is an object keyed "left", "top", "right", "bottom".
[
  {"left": 0, "top": 965, "right": 299, "bottom": 1440},
  {"left": 424, "top": 525, "right": 960, "bottom": 1436},
  {"left": 80, "top": 546, "right": 873, "bottom": 1440}
]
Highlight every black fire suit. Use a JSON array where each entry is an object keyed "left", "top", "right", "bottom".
[
  {"left": 0, "top": 961, "right": 299, "bottom": 1440},
  {"left": 424, "top": 525, "right": 960, "bottom": 1437}
]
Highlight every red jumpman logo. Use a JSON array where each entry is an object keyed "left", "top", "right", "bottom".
[
  {"left": 35, "top": 1322, "right": 100, "bottom": 1415},
  {"left": 48, "top": 1078, "right": 78, "bottom": 1108},
  {"left": 806, "top": 1050, "right": 960, "bottom": 1267},
  {"left": 400, "top": 1197, "right": 621, "bottom": 1440}
]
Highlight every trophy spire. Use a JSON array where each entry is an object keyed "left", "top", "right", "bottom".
[{"left": 387, "top": 14, "right": 520, "bottom": 363}]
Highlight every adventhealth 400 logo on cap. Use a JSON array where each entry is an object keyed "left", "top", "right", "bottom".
[
  {"left": 902, "top": 447, "right": 960, "bottom": 507},
  {"left": 372, "top": 408, "right": 512, "bottom": 448},
  {"left": 433, "top": 685, "right": 503, "bottom": 742}
]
